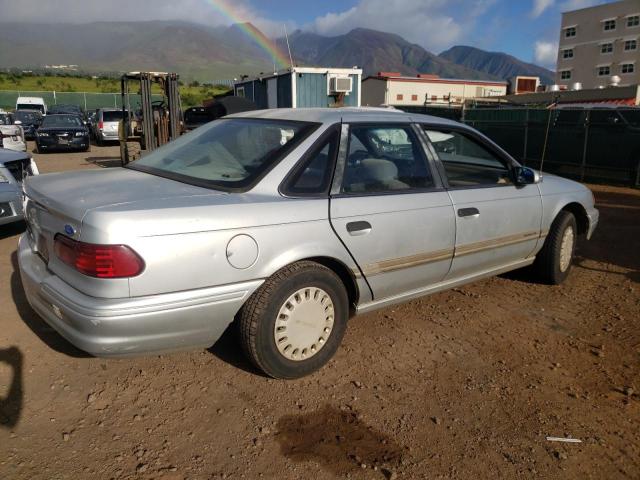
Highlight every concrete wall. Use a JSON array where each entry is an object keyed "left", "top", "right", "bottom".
[
  {"left": 362, "top": 78, "right": 507, "bottom": 107},
  {"left": 556, "top": 0, "right": 640, "bottom": 88}
]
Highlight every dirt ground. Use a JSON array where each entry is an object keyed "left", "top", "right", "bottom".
[{"left": 0, "top": 142, "right": 638, "bottom": 480}]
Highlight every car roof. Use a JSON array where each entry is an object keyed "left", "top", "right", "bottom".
[{"left": 227, "top": 107, "right": 461, "bottom": 127}]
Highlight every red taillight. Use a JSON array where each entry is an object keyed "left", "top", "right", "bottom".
[
  {"left": 54, "top": 235, "right": 144, "bottom": 278},
  {"left": 98, "top": 120, "right": 104, "bottom": 130}
]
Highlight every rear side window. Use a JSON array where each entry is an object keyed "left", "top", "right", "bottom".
[
  {"left": 103, "top": 111, "right": 124, "bottom": 122},
  {"left": 424, "top": 129, "right": 512, "bottom": 187},
  {"left": 342, "top": 125, "right": 433, "bottom": 194},
  {"left": 284, "top": 127, "right": 339, "bottom": 196}
]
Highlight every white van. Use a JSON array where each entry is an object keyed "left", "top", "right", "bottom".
[{"left": 15, "top": 96, "right": 47, "bottom": 115}]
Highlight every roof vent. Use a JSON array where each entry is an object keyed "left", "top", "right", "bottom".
[
  {"left": 609, "top": 75, "right": 621, "bottom": 87},
  {"left": 549, "top": 84, "right": 561, "bottom": 92},
  {"left": 570, "top": 82, "right": 582, "bottom": 91}
]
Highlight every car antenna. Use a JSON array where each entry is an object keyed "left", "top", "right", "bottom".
[
  {"left": 284, "top": 24, "right": 294, "bottom": 70},
  {"left": 539, "top": 94, "right": 559, "bottom": 176}
]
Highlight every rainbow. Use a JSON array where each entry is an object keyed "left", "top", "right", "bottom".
[{"left": 204, "top": 0, "right": 291, "bottom": 68}]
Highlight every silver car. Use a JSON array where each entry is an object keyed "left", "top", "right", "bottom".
[
  {"left": 94, "top": 108, "right": 125, "bottom": 145},
  {"left": 18, "top": 108, "right": 598, "bottom": 378},
  {"left": 1, "top": 148, "right": 38, "bottom": 225}
]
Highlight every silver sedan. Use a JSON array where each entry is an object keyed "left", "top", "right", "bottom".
[{"left": 18, "top": 108, "right": 598, "bottom": 378}]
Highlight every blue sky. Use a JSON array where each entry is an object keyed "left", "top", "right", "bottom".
[{"left": 0, "top": 0, "right": 617, "bottom": 69}]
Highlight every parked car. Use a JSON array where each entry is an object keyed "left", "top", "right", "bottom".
[
  {"left": 183, "top": 106, "right": 214, "bottom": 131},
  {"left": 0, "top": 112, "right": 27, "bottom": 152},
  {"left": 0, "top": 148, "right": 38, "bottom": 226},
  {"left": 16, "top": 96, "right": 47, "bottom": 116},
  {"left": 18, "top": 108, "right": 598, "bottom": 378},
  {"left": 13, "top": 110, "right": 43, "bottom": 140},
  {"left": 94, "top": 108, "right": 126, "bottom": 145},
  {"left": 35, "top": 114, "right": 90, "bottom": 153}
]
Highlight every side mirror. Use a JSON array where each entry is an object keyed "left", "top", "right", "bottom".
[
  {"left": 14, "top": 120, "right": 22, "bottom": 125},
  {"left": 514, "top": 166, "right": 540, "bottom": 185}
]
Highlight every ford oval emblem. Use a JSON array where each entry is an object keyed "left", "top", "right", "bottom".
[{"left": 64, "top": 224, "right": 76, "bottom": 236}]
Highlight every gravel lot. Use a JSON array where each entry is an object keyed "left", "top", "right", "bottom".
[{"left": 1, "top": 142, "right": 639, "bottom": 479}]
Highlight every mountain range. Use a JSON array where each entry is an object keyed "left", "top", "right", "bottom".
[{"left": 0, "top": 21, "right": 554, "bottom": 83}]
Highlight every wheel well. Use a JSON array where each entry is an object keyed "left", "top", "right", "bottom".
[
  {"left": 561, "top": 202, "right": 589, "bottom": 235},
  {"left": 306, "top": 257, "right": 359, "bottom": 312}
]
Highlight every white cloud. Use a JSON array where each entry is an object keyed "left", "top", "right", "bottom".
[
  {"left": 531, "top": 0, "right": 555, "bottom": 18},
  {"left": 308, "top": 0, "right": 472, "bottom": 52},
  {"left": 534, "top": 40, "right": 558, "bottom": 68}
]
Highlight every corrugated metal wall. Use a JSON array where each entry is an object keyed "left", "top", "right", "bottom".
[
  {"left": 236, "top": 80, "right": 268, "bottom": 109},
  {"left": 295, "top": 73, "right": 359, "bottom": 108}
]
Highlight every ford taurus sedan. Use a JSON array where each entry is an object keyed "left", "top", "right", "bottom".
[{"left": 18, "top": 108, "right": 598, "bottom": 378}]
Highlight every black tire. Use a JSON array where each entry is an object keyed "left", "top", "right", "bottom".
[
  {"left": 534, "top": 211, "right": 577, "bottom": 285},
  {"left": 35, "top": 142, "right": 42, "bottom": 154},
  {"left": 238, "top": 261, "right": 349, "bottom": 379},
  {"left": 95, "top": 135, "right": 103, "bottom": 147}
]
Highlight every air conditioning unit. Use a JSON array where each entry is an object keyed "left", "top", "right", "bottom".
[{"left": 329, "top": 76, "right": 353, "bottom": 94}]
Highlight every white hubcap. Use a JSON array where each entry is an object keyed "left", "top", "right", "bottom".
[
  {"left": 274, "top": 287, "right": 334, "bottom": 361},
  {"left": 559, "top": 226, "right": 574, "bottom": 272}
]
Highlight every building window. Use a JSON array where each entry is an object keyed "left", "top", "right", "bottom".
[
  {"left": 562, "top": 48, "right": 574, "bottom": 59},
  {"left": 624, "top": 39, "right": 637, "bottom": 51},
  {"left": 564, "top": 26, "right": 577, "bottom": 38},
  {"left": 621, "top": 63, "right": 635, "bottom": 74},
  {"left": 396, "top": 94, "right": 403, "bottom": 101},
  {"left": 431, "top": 95, "right": 438, "bottom": 101},
  {"left": 603, "top": 19, "right": 616, "bottom": 31},
  {"left": 601, "top": 43, "right": 613, "bottom": 54},
  {"left": 411, "top": 94, "right": 418, "bottom": 101},
  {"left": 560, "top": 70, "right": 572, "bottom": 80},
  {"left": 236, "top": 86, "right": 245, "bottom": 98},
  {"left": 598, "top": 65, "right": 611, "bottom": 76},
  {"left": 628, "top": 15, "right": 640, "bottom": 28}
]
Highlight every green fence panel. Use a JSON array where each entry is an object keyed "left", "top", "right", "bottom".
[{"left": 0, "top": 90, "right": 164, "bottom": 112}]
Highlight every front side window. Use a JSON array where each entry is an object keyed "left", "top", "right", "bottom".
[
  {"left": 598, "top": 65, "right": 611, "bottom": 76},
  {"left": 341, "top": 125, "right": 433, "bottom": 194},
  {"left": 129, "top": 118, "right": 316, "bottom": 191},
  {"left": 562, "top": 48, "right": 574, "bottom": 59},
  {"left": 601, "top": 43, "right": 613, "bottom": 54},
  {"left": 628, "top": 15, "right": 640, "bottom": 28},
  {"left": 621, "top": 63, "right": 635, "bottom": 74},
  {"left": 603, "top": 19, "right": 616, "bottom": 31},
  {"left": 624, "top": 39, "right": 637, "bottom": 51},
  {"left": 423, "top": 128, "right": 512, "bottom": 187},
  {"left": 565, "top": 26, "right": 576, "bottom": 38},
  {"left": 560, "top": 70, "right": 572, "bottom": 80}
]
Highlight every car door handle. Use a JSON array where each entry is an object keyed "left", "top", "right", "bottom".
[
  {"left": 458, "top": 207, "right": 480, "bottom": 218},
  {"left": 346, "top": 221, "right": 372, "bottom": 236}
]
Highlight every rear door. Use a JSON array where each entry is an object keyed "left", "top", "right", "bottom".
[
  {"left": 421, "top": 126, "right": 542, "bottom": 279},
  {"left": 329, "top": 123, "right": 455, "bottom": 300}
]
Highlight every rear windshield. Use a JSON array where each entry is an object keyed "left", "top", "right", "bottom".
[
  {"left": 103, "top": 110, "right": 124, "bottom": 122},
  {"left": 184, "top": 109, "right": 214, "bottom": 124},
  {"left": 41, "top": 115, "right": 83, "bottom": 127},
  {"left": 128, "top": 118, "right": 317, "bottom": 191},
  {"left": 17, "top": 103, "right": 45, "bottom": 114}
]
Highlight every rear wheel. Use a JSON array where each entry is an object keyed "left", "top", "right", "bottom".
[
  {"left": 238, "top": 261, "right": 349, "bottom": 379},
  {"left": 534, "top": 211, "right": 577, "bottom": 284}
]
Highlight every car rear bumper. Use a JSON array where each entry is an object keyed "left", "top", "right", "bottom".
[
  {"left": 18, "top": 234, "right": 263, "bottom": 357},
  {"left": 97, "top": 130, "right": 119, "bottom": 141}
]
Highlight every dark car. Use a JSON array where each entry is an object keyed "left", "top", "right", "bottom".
[
  {"left": 35, "top": 114, "right": 90, "bottom": 153},
  {"left": 183, "top": 107, "right": 215, "bottom": 131},
  {"left": 13, "top": 110, "right": 43, "bottom": 140}
]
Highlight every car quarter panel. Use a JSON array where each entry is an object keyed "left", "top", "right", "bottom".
[{"left": 82, "top": 197, "right": 366, "bottom": 300}]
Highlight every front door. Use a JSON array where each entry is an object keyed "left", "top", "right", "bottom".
[
  {"left": 422, "top": 127, "right": 543, "bottom": 279},
  {"left": 330, "top": 123, "right": 455, "bottom": 300}
]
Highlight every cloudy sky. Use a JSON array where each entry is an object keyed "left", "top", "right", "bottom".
[{"left": 0, "top": 0, "right": 616, "bottom": 69}]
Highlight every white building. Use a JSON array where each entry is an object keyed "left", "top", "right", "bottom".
[{"left": 362, "top": 72, "right": 508, "bottom": 108}]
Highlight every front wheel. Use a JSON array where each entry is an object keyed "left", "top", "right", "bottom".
[
  {"left": 534, "top": 211, "right": 577, "bottom": 284},
  {"left": 238, "top": 261, "right": 349, "bottom": 379}
]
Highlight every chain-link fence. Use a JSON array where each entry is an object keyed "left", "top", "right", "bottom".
[{"left": 0, "top": 90, "right": 163, "bottom": 111}]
